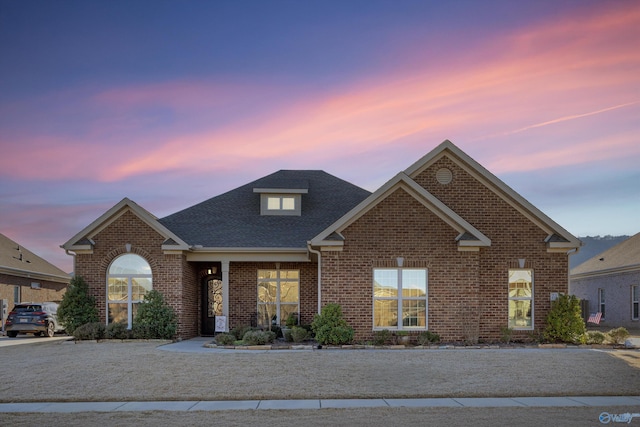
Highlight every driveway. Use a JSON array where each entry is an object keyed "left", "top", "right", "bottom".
[{"left": 0, "top": 334, "right": 70, "bottom": 348}]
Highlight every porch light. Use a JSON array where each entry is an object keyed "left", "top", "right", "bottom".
[{"left": 208, "top": 267, "right": 217, "bottom": 275}]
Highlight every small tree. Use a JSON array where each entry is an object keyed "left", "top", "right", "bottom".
[
  {"left": 311, "top": 303, "right": 354, "bottom": 345},
  {"left": 543, "top": 294, "right": 586, "bottom": 343},
  {"left": 133, "top": 290, "right": 178, "bottom": 339},
  {"left": 57, "top": 276, "right": 99, "bottom": 335}
]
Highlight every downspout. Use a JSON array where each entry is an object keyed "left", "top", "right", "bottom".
[
  {"left": 307, "top": 243, "right": 322, "bottom": 314},
  {"left": 64, "top": 249, "right": 77, "bottom": 277}
]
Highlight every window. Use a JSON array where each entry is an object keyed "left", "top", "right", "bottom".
[
  {"left": 373, "top": 269, "right": 428, "bottom": 330},
  {"left": 508, "top": 269, "right": 533, "bottom": 329},
  {"left": 257, "top": 269, "right": 299, "bottom": 327},
  {"left": 598, "top": 288, "right": 606, "bottom": 320},
  {"left": 259, "top": 194, "right": 301, "bottom": 216},
  {"left": 632, "top": 286, "right": 638, "bottom": 321},
  {"left": 107, "top": 254, "right": 152, "bottom": 328}
]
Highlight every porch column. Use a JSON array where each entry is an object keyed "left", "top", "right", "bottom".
[{"left": 221, "top": 260, "right": 230, "bottom": 332}]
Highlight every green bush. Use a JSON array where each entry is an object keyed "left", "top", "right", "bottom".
[
  {"left": 73, "top": 322, "right": 105, "bottom": 340},
  {"left": 500, "top": 326, "right": 514, "bottom": 344},
  {"left": 57, "top": 276, "right": 99, "bottom": 335},
  {"left": 106, "top": 322, "right": 131, "bottom": 339},
  {"left": 417, "top": 331, "right": 440, "bottom": 345},
  {"left": 214, "top": 333, "right": 236, "bottom": 346},
  {"left": 290, "top": 326, "right": 308, "bottom": 342},
  {"left": 543, "top": 294, "right": 586, "bottom": 343},
  {"left": 373, "top": 329, "right": 392, "bottom": 345},
  {"left": 242, "top": 330, "right": 275, "bottom": 345},
  {"left": 606, "top": 327, "right": 630, "bottom": 344},
  {"left": 231, "top": 325, "right": 256, "bottom": 340},
  {"left": 586, "top": 330, "right": 606, "bottom": 344},
  {"left": 311, "top": 303, "right": 355, "bottom": 346},
  {"left": 132, "top": 290, "right": 177, "bottom": 339}
]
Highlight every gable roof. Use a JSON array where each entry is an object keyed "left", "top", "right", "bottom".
[
  {"left": 61, "top": 198, "right": 190, "bottom": 252},
  {"left": 310, "top": 172, "right": 491, "bottom": 250},
  {"left": 406, "top": 140, "right": 581, "bottom": 251},
  {"left": 1, "top": 233, "right": 70, "bottom": 283},
  {"left": 311, "top": 140, "right": 580, "bottom": 252},
  {"left": 571, "top": 232, "right": 640, "bottom": 278},
  {"left": 159, "top": 170, "right": 371, "bottom": 249}
]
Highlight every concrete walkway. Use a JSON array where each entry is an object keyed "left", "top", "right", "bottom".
[{"left": 1, "top": 396, "right": 639, "bottom": 413}]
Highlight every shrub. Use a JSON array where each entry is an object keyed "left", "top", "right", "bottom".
[
  {"left": 73, "top": 322, "right": 105, "bottom": 340},
  {"left": 543, "top": 294, "right": 586, "bottom": 343},
  {"left": 311, "top": 303, "right": 354, "bottom": 346},
  {"left": 231, "top": 325, "right": 256, "bottom": 341},
  {"left": 373, "top": 329, "right": 392, "bottom": 345},
  {"left": 290, "top": 326, "right": 308, "bottom": 342},
  {"left": 214, "top": 333, "right": 236, "bottom": 346},
  {"left": 106, "top": 322, "right": 131, "bottom": 339},
  {"left": 242, "top": 330, "right": 275, "bottom": 345},
  {"left": 132, "top": 290, "right": 177, "bottom": 339},
  {"left": 586, "top": 330, "right": 606, "bottom": 344},
  {"left": 417, "top": 331, "right": 440, "bottom": 345},
  {"left": 286, "top": 312, "right": 298, "bottom": 327},
  {"left": 500, "top": 327, "right": 514, "bottom": 344},
  {"left": 57, "top": 276, "right": 99, "bottom": 335},
  {"left": 606, "top": 327, "right": 630, "bottom": 344}
]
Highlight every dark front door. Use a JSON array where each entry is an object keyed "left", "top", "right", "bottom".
[{"left": 201, "top": 276, "right": 223, "bottom": 336}]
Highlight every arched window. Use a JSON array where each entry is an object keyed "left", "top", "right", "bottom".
[{"left": 107, "top": 254, "right": 152, "bottom": 328}]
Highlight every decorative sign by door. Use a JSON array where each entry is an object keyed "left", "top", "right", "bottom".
[{"left": 215, "top": 316, "right": 227, "bottom": 332}]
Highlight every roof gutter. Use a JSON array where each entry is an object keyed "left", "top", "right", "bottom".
[{"left": 307, "top": 243, "right": 322, "bottom": 315}]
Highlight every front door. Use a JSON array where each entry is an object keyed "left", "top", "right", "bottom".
[{"left": 201, "top": 277, "right": 223, "bottom": 336}]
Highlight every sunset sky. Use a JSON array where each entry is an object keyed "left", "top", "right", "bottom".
[{"left": 1, "top": 0, "right": 639, "bottom": 273}]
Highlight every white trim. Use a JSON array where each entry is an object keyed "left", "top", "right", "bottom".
[
  {"left": 405, "top": 140, "right": 580, "bottom": 250},
  {"left": 62, "top": 198, "right": 190, "bottom": 251},
  {"left": 0, "top": 266, "right": 70, "bottom": 284},
  {"left": 508, "top": 268, "right": 534, "bottom": 331},
  {"left": 187, "top": 247, "right": 310, "bottom": 263},
  {"left": 310, "top": 172, "right": 490, "bottom": 249},
  {"left": 372, "top": 267, "right": 429, "bottom": 331}
]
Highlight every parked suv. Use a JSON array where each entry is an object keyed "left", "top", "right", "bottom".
[{"left": 5, "top": 302, "right": 63, "bottom": 338}]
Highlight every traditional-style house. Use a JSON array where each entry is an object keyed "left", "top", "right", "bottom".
[
  {"left": 571, "top": 232, "right": 640, "bottom": 328},
  {"left": 62, "top": 140, "right": 581, "bottom": 342},
  {"left": 1, "top": 233, "right": 69, "bottom": 323}
]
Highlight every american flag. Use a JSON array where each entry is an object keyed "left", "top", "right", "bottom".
[{"left": 588, "top": 312, "right": 602, "bottom": 324}]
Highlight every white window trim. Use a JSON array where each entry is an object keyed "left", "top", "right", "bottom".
[
  {"left": 598, "top": 288, "right": 606, "bottom": 320},
  {"left": 508, "top": 269, "right": 534, "bottom": 330},
  {"left": 372, "top": 268, "right": 429, "bottom": 331},
  {"left": 632, "top": 285, "right": 639, "bottom": 321},
  {"left": 106, "top": 254, "right": 152, "bottom": 329},
  {"left": 257, "top": 268, "right": 300, "bottom": 327}
]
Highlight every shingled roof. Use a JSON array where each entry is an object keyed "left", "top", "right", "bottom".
[
  {"left": 158, "top": 170, "right": 371, "bottom": 248},
  {"left": 0, "top": 233, "right": 70, "bottom": 283},
  {"left": 571, "top": 232, "right": 640, "bottom": 277}
]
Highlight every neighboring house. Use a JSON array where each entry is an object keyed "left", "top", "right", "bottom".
[
  {"left": 570, "top": 232, "right": 640, "bottom": 328},
  {"left": 1, "top": 233, "right": 70, "bottom": 321},
  {"left": 62, "top": 140, "right": 581, "bottom": 342}
]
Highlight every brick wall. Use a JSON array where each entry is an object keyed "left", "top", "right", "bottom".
[
  {"left": 229, "top": 262, "right": 317, "bottom": 330},
  {"left": 74, "top": 210, "right": 196, "bottom": 337},
  {"left": 0, "top": 275, "right": 67, "bottom": 305},
  {"left": 320, "top": 156, "right": 570, "bottom": 343}
]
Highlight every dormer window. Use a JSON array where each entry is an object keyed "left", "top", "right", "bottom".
[
  {"left": 254, "top": 187, "right": 307, "bottom": 216},
  {"left": 268, "top": 195, "right": 296, "bottom": 211}
]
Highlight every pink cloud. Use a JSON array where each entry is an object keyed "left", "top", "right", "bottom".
[{"left": 1, "top": 2, "right": 638, "bottom": 184}]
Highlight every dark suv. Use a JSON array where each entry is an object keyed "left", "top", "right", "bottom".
[{"left": 5, "top": 302, "right": 63, "bottom": 338}]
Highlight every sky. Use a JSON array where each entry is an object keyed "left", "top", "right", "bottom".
[{"left": 1, "top": 0, "right": 639, "bottom": 273}]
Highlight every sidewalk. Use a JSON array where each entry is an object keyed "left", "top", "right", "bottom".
[{"left": 1, "top": 396, "right": 639, "bottom": 413}]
